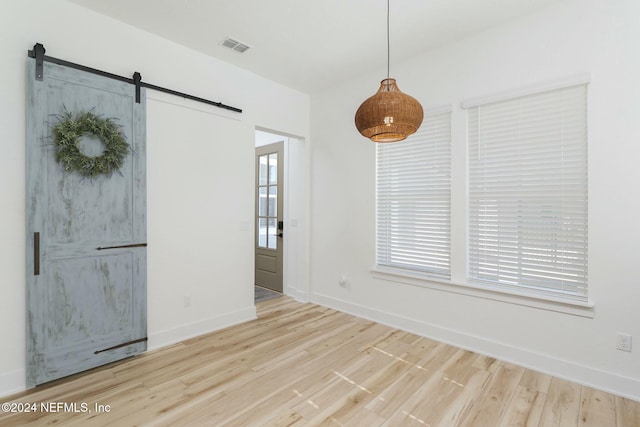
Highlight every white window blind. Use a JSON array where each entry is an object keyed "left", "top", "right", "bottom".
[
  {"left": 467, "top": 84, "right": 588, "bottom": 301},
  {"left": 376, "top": 110, "right": 451, "bottom": 279}
]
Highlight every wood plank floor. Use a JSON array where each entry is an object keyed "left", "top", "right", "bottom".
[{"left": 1, "top": 297, "right": 638, "bottom": 426}]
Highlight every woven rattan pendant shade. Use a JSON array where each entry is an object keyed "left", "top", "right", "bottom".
[
  {"left": 355, "top": 78, "right": 423, "bottom": 142},
  {"left": 354, "top": 0, "right": 423, "bottom": 143}
]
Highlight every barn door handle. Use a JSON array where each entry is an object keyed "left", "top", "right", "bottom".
[
  {"left": 96, "top": 243, "right": 147, "bottom": 250},
  {"left": 34, "top": 232, "right": 40, "bottom": 276}
]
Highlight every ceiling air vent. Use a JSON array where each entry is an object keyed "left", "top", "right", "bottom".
[{"left": 221, "top": 37, "right": 250, "bottom": 53}]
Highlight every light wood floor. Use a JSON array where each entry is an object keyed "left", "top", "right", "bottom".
[{"left": 1, "top": 297, "right": 638, "bottom": 426}]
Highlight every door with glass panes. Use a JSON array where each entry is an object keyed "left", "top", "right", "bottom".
[{"left": 255, "top": 142, "right": 283, "bottom": 292}]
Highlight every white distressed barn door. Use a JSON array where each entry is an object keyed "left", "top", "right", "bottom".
[{"left": 25, "top": 59, "right": 147, "bottom": 386}]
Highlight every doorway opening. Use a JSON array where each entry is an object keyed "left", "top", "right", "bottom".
[{"left": 254, "top": 129, "right": 309, "bottom": 304}]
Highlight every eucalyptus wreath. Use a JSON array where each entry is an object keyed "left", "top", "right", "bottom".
[{"left": 52, "top": 110, "right": 129, "bottom": 177}]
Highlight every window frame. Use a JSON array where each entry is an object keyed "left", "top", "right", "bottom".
[
  {"left": 466, "top": 81, "right": 589, "bottom": 303},
  {"left": 375, "top": 106, "right": 453, "bottom": 280},
  {"left": 371, "top": 75, "right": 593, "bottom": 317}
]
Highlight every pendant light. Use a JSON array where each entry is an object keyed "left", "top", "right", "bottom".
[{"left": 355, "top": 0, "right": 423, "bottom": 143}]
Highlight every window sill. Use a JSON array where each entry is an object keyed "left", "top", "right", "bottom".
[{"left": 371, "top": 267, "right": 595, "bottom": 318}]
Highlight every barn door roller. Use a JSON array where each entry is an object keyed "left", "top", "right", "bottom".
[{"left": 33, "top": 43, "right": 45, "bottom": 81}]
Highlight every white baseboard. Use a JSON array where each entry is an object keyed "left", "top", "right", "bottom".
[
  {"left": 1, "top": 306, "right": 257, "bottom": 399},
  {"left": 0, "top": 369, "right": 26, "bottom": 398},
  {"left": 310, "top": 292, "right": 640, "bottom": 402},
  {"left": 148, "top": 306, "right": 257, "bottom": 351},
  {"left": 286, "top": 287, "right": 309, "bottom": 303}
]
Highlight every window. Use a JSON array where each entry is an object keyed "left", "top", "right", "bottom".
[
  {"left": 467, "top": 84, "right": 588, "bottom": 302},
  {"left": 257, "top": 151, "right": 279, "bottom": 250},
  {"left": 376, "top": 109, "right": 451, "bottom": 279}
]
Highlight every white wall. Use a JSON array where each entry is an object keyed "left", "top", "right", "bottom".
[
  {"left": 0, "top": 0, "right": 309, "bottom": 395},
  {"left": 310, "top": 0, "right": 640, "bottom": 400}
]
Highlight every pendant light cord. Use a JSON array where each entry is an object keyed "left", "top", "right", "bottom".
[{"left": 387, "top": 0, "right": 390, "bottom": 79}]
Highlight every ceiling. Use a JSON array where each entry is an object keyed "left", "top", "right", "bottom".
[{"left": 69, "top": 0, "right": 564, "bottom": 94}]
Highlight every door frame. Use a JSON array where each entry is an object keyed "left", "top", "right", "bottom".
[{"left": 254, "top": 129, "right": 309, "bottom": 301}]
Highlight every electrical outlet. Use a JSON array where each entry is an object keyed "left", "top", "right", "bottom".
[
  {"left": 338, "top": 276, "right": 347, "bottom": 287},
  {"left": 184, "top": 295, "right": 191, "bottom": 308},
  {"left": 616, "top": 333, "right": 632, "bottom": 352}
]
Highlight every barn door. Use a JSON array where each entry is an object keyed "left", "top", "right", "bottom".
[{"left": 25, "top": 59, "right": 147, "bottom": 386}]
